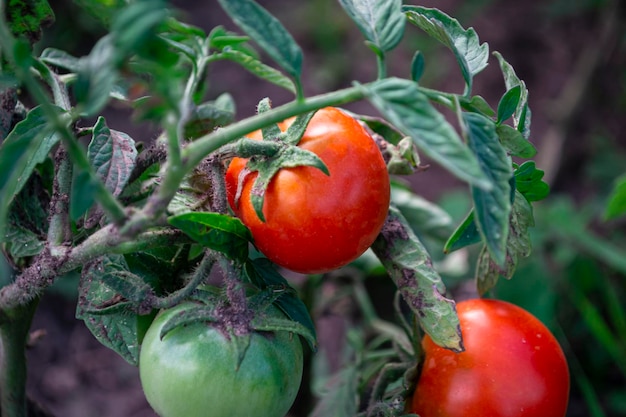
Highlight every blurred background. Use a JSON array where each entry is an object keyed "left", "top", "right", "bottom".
[{"left": 23, "top": 0, "right": 626, "bottom": 416}]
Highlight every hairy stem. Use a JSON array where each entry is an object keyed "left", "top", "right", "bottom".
[
  {"left": 0, "top": 299, "right": 38, "bottom": 417},
  {"left": 47, "top": 147, "right": 72, "bottom": 250}
]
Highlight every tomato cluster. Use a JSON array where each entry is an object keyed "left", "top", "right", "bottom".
[
  {"left": 411, "top": 299, "right": 570, "bottom": 417},
  {"left": 225, "top": 107, "right": 390, "bottom": 274},
  {"left": 139, "top": 302, "right": 304, "bottom": 417}
]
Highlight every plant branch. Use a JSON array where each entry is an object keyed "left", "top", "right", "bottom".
[
  {"left": 0, "top": 299, "right": 38, "bottom": 417},
  {"left": 47, "top": 147, "right": 72, "bottom": 250},
  {"left": 0, "top": 227, "right": 190, "bottom": 311}
]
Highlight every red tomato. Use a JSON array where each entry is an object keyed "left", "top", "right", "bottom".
[
  {"left": 411, "top": 298, "right": 570, "bottom": 417},
  {"left": 225, "top": 107, "right": 390, "bottom": 274}
]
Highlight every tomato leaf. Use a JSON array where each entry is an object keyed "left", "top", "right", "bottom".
[
  {"left": 404, "top": 6, "right": 489, "bottom": 95},
  {"left": 371, "top": 206, "right": 463, "bottom": 352},
  {"left": 463, "top": 112, "right": 513, "bottom": 267},
  {"left": 443, "top": 209, "right": 481, "bottom": 254},
  {"left": 168, "top": 212, "right": 251, "bottom": 262},
  {"left": 0, "top": 105, "right": 62, "bottom": 242},
  {"left": 40, "top": 47, "right": 81, "bottom": 72},
  {"left": 217, "top": 0, "right": 303, "bottom": 84},
  {"left": 514, "top": 161, "right": 550, "bottom": 202},
  {"left": 497, "top": 124, "right": 537, "bottom": 158},
  {"left": 338, "top": 0, "right": 405, "bottom": 54},
  {"left": 215, "top": 49, "right": 296, "bottom": 93},
  {"left": 184, "top": 93, "right": 236, "bottom": 140},
  {"left": 245, "top": 258, "right": 317, "bottom": 351},
  {"left": 476, "top": 190, "right": 534, "bottom": 295},
  {"left": 391, "top": 183, "right": 454, "bottom": 243},
  {"left": 76, "top": 254, "right": 149, "bottom": 365},
  {"left": 411, "top": 50, "right": 425, "bottom": 82},
  {"left": 604, "top": 173, "right": 626, "bottom": 221},
  {"left": 74, "top": 35, "right": 118, "bottom": 116},
  {"left": 362, "top": 78, "right": 491, "bottom": 190},
  {"left": 461, "top": 95, "right": 495, "bottom": 117},
  {"left": 4, "top": 174, "right": 49, "bottom": 259},
  {"left": 496, "top": 85, "right": 522, "bottom": 124},
  {"left": 88, "top": 116, "right": 138, "bottom": 197},
  {"left": 493, "top": 51, "right": 531, "bottom": 139}
]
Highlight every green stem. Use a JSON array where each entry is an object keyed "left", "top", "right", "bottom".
[
  {"left": 153, "top": 251, "right": 216, "bottom": 309},
  {"left": 185, "top": 84, "right": 366, "bottom": 169},
  {"left": 47, "top": 147, "right": 72, "bottom": 251},
  {"left": 376, "top": 52, "right": 387, "bottom": 80},
  {"left": 0, "top": 227, "right": 190, "bottom": 311},
  {"left": 0, "top": 299, "right": 38, "bottom": 417}
]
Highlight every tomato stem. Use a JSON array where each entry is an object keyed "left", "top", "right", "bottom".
[{"left": 0, "top": 299, "right": 38, "bottom": 417}]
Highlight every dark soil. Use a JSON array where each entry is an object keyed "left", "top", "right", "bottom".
[{"left": 24, "top": 0, "right": 626, "bottom": 416}]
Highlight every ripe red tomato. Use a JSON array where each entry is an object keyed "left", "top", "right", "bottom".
[
  {"left": 411, "top": 298, "right": 570, "bottom": 417},
  {"left": 225, "top": 107, "right": 390, "bottom": 274}
]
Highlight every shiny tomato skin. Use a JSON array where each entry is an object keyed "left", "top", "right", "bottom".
[
  {"left": 225, "top": 107, "right": 390, "bottom": 274},
  {"left": 139, "top": 302, "right": 304, "bottom": 417},
  {"left": 412, "top": 299, "right": 570, "bottom": 417}
]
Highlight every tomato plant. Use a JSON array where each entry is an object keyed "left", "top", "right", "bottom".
[
  {"left": 140, "top": 301, "right": 304, "bottom": 417},
  {"left": 411, "top": 299, "right": 570, "bottom": 417},
  {"left": 0, "top": 0, "right": 565, "bottom": 416},
  {"left": 225, "top": 107, "right": 390, "bottom": 274}
]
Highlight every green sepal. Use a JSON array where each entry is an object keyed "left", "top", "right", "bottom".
[
  {"left": 247, "top": 145, "right": 329, "bottom": 222},
  {"left": 239, "top": 109, "right": 326, "bottom": 223},
  {"left": 158, "top": 303, "right": 219, "bottom": 340}
]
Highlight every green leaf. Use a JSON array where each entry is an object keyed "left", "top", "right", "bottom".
[
  {"left": 493, "top": 51, "right": 531, "bottom": 139},
  {"left": 217, "top": 50, "right": 296, "bottom": 93},
  {"left": 110, "top": 0, "right": 169, "bottom": 54},
  {"left": 514, "top": 161, "right": 550, "bottom": 202},
  {"left": 461, "top": 95, "right": 495, "bottom": 117},
  {"left": 76, "top": 254, "right": 147, "bottom": 365},
  {"left": 496, "top": 124, "right": 537, "bottom": 158},
  {"left": 217, "top": 0, "right": 303, "bottom": 82},
  {"left": 371, "top": 206, "right": 463, "bottom": 352},
  {"left": 443, "top": 210, "right": 481, "bottom": 253},
  {"left": 245, "top": 258, "right": 317, "bottom": 351},
  {"left": 88, "top": 117, "right": 138, "bottom": 197},
  {"left": 391, "top": 183, "right": 454, "bottom": 242},
  {"left": 4, "top": 174, "right": 49, "bottom": 259},
  {"left": 411, "top": 51, "right": 425, "bottom": 82},
  {"left": 39, "top": 47, "right": 80, "bottom": 72},
  {"left": 496, "top": 85, "right": 522, "bottom": 124},
  {"left": 184, "top": 94, "right": 237, "bottom": 139},
  {"left": 476, "top": 190, "right": 534, "bottom": 295},
  {"left": 464, "top": 112, "right": 512, "bottom": 267},
  {"left": 404, "top": 6, "right": 489, "bottom": 95},
  {"left": 69, "top": 168, "right": 98, "bottom": 221},
  {"left": 208, "top": 26, "right": 252, "bottom": 52},
  {"left": 338, "top": 0, "right": 405, "bottom": 53},
  {"left": 0, "top": 106, "right": 61, "bottom": 241},
  {"left": 74, "top": 35, "right": 118, "bottom": 116},
  {"left": 168, "top": 212, "right": 251, "bottom": 261},
  {"left": 604, "top": 174, "right": 626, "bottom": 221},
  {"left": 362, "top": 78, "right": 490, "bottom": 189}
]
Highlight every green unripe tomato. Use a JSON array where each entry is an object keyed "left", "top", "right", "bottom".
[{"left": 139, "top": 302, "right": 304, "bottom": 417}]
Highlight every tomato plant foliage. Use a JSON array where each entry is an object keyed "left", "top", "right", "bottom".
[{"left": 0, "top": 0, "right": 560, "bottom": 416}]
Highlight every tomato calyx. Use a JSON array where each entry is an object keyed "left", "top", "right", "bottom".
[
  {"left": 157, "top": 286, "right": 315, "bottom": 368},
  {"left": 225, "top": 100, "right": 330, "bottom": 222}
]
